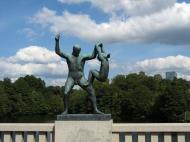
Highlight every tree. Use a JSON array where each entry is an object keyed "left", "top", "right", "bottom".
[
  {"left": 153, "top": 79, "right": 188, "bottom": 122},
  {"left": 0, "top": 74, "right": 190, "bottom": 123},
  {"left": 23, "top": 75, "right": 45, "bottom": 91},
  {"left": 120, "top": 85, "right": 155, "bottom": 122},
  {"left": 0, "top": 85, "right": 10, "bottom": 117}
]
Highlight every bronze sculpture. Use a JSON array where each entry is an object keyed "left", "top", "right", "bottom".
[{"left": 55, "top": 34, "right": 110, "bottom": 114}]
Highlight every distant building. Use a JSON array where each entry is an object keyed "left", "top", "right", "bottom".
[{"left": 166, "top": 71, "right": 177, "bottom": 80}]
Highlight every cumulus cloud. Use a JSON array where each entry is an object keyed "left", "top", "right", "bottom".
[
  {"left": 87, "top": 54, "right": 190, "bottom": 81},
  {"left": 58, "top": 0, "right": 176, "bottom": 16},
  {"left": 0, "top": 46, "right": 68, "bottom": 85},
  {"left": 31, "top": 1, "right": 190, "bottom": 45},
  {"left": 126, "top": 55, "right": 190, "bottom": 80},
  {"left": 0, "top": 46, "right": 118, "bottom": 86},
  {"left": 2, "top": 46, "right": 190, "bottom": 86},
  {"left": 8, "top": 46, "right": 60, "bottom": 63}
]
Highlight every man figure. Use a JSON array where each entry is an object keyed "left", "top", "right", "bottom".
[{"left": 55, "top": 34, "right": 103, "bottom": 114}]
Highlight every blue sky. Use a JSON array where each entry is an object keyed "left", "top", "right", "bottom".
[{"left": 1, "top": 0, "right": 190, "bottom": 86}]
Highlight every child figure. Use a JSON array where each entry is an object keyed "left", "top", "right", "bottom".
[{"left": 88, "top": 43, "right": 110, "bottom": 84}]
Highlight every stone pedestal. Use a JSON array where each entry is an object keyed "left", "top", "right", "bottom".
[{"left": 55, "top": 114, "right": 112, "bottom": 142}]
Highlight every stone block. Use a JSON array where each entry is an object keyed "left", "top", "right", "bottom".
[{"left": 55, "top": 114, "right": 112, "bottom": 142}]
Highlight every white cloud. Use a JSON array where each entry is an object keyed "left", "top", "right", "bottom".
[
  {"left": 8, "top": 46, "right": 60, "bottom": 63},
  {"left": 31, "top": 2, "right": 190, "bottom": 45},
  {"left": 0, "top": 46, "right": 68, "bottom": 85},
  {"left": 120, "top": 0, "right": 176, "bottom": 16},
  {"left": 58, "top": 0, "right": 176, "bottom": 16},
  {"left": 125, "top": 55, "right": 190, "bottom": 80},
  {"left": 134, "top": 55, "right": 190, "bottom": 72},
  {"left": 0, "top": 46, "right": 118, "bottom": 86},
  {"left": 178, "top": 73, "right": 190, "bottom": 81},
  {"left": 86, "top": 54, "right": 190, "bottom": 81},
  {"left": 2, "top": 46, "right": 190, "bottom": 86}
]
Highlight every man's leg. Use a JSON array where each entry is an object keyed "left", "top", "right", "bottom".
[
  {"left": 62, "top": 77, "right": 74, "bottom": 115},
  {"left": 80, "top": 78, "right": 104, "bottom": 114}
]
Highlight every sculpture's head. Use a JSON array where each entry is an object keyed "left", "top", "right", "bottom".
[{"left": 72, "top": 44, "right": 81, "bottom": 57}]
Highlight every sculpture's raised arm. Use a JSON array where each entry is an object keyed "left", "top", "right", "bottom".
[
  {"left": 55, "top": 34, "right": 69, "bottom": 59},
  {"left": 82, "top": 46, "right": 97, "bottom": 61}
]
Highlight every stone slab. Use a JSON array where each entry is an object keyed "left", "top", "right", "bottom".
[{"left": 57, "top": 114, "right": 112, "bottom": 121}]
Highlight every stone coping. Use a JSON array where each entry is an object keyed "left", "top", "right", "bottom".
[
  {"left": 0, "top": 123, "right": 54, "bottom": 131},
  {"left": 57, "top": 114, "right": 112, "bottom": 121},
  {"left": 112, "top": 123, "right": 190, "bottom": 132},
  {"left": 0, "top": 123, "right": 190, "bottom": 132}
]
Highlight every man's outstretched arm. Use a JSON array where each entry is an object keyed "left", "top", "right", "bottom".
[
  {"left": 55, "top": 34, "right": 69, "bottom": 59},
  {"left": 83, "top": 46, "right": 97, "bottom": 61}
]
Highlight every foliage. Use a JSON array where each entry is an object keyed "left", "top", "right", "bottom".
[{"left": 0, "top": 73, "right": 189, "bottom": 122}]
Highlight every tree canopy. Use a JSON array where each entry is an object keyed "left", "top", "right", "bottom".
[{"left": 0, "top": 73, "right": 190, "bottom": 122}]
